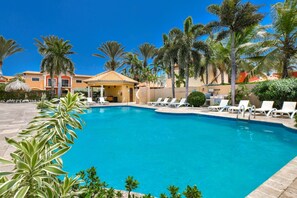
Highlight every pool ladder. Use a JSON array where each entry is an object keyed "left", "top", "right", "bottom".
[
  {"left": 236, "top": 105, "right": 245, "bottom": 119},
  {"left": 237, "top": 105, "right": 256, "bottom": 120}
]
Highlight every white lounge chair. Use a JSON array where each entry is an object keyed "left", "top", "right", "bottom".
[
  {"left": 158, "top": 98, "right": 169, "bottom": 106},
  {"left": 86, "top": 97, "right": 96, "bottom": 105},
  {"left": 252, "top": 101, "right": 274, "bottom": 116},
  {"left": 208, "top": 99, "right": 229, "bottom": 112},
  {"left": 272, "top": 102, "right": 297, "bottom": 119},
  {"left": 166, "top": 98, "right": 177, "bottom": 106},
  {"left": 99, "top": 97, "right": 109, "bottom": 105},
  {"left": 160, "top": 98, "right": 176, "bottom": 106},
  {"left": 148, "top": 98, "right": 162, "bottom": 106},
  {"left": 169, "top": 98, "right": 189, "bottom": 108},
  {"left": 228, "top": 100, "right": 249, "bottom": 113}
]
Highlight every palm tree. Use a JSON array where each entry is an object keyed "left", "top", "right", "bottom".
[
  {"left": 176, "top": 16, "right": 211, "bottom": 97},
  {"left": 207, "top": 0, "right": 264, "bottom": 105},
  {"left": 0, "top": 36, "right": 23, "bottom": 77},
  {"left": 155, "top": 30, "right": 182, "bottom": 98},
  {"left": 123, "top": 52, "right": 142, "bottom": 81},
  {"left": 93, "top": 41, "right": 125, "bottom": 71},
  {"left": 207, "top": 36, "right": 230, "bottom": 84},
  {"left": 36, "top": 36, "right": 75, "bottom": 98},
  {"left": 138, "top": 43, "right": 157, "bottom": 67},
  {"left": 262, "top": 0, "right": 297, "bottom": 78}
]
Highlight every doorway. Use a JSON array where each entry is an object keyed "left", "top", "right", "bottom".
[{"left": 129, "top": 88, "right": 133, "bottom": 102}]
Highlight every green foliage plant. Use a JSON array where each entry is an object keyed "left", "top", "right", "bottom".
[
  {"left": 252, "top": 78, "right": 297, "bottom": 108},
  {"left": 125, "top": 176, "right": 139, "bottom": 198},
  {"left": 228, "top": 84, "right": 250, "bottom": 104},
  {"left": 0, "top": 92, "right": 87, "bottom": 197},
  {"left": 187, "top": 91, "right": 206, "bottom": 107}
]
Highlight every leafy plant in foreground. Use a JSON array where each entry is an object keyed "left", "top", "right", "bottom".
[
  {"left": 125, "top": 176, "right": 140, "bottom": 198},
  {"left": 0, "top": 93, "right": 87, "bottom": 197}
]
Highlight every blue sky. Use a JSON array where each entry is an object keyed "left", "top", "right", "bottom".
[{"left": 2, "top": 0, "right": 280, "bottom": 76}]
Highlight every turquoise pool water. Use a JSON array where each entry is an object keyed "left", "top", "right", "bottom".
[{"left": 63, "top": 106, "right": 297, "bottom": 197}]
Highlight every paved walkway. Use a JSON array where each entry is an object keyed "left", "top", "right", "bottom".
[
  {"left": 1, "top": 102, "right": 297, "bottom": 197},
  {"left": 0, "top": 103, "right": 38, "bottom": 172}
]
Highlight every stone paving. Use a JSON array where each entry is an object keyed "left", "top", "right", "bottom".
[
  {"left": 1, "top": 102, "right": 297, "bottom": 197},
  {"left": 0, "top": 103, "right": 38, "bottom": 172}
]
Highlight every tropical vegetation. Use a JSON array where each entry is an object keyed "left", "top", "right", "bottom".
[
  {"left": 35, "top": 36, "right": 75, "bottom": 98},
  {"left": 207, "top": 0, "right": 264, "bottom": 105},
  {"left": 93, "top": 41, "right": 126, "bottom": 71},
  {"left": 187, "top": 91, "right": 206, "bottom": 107},
  {"left": 252, "top": 78, "right": 297, "bottom": 108},
  {"left": 0, "top": 35, "right": 23, "bottom": 77}
]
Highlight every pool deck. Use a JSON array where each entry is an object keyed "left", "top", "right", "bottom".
[{"left": 1, "top": 102, "right": 297, "bottom": 197}]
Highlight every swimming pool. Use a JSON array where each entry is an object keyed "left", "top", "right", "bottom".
[{"left": 63, "top": 106, "right": 297, "bottom": 197}]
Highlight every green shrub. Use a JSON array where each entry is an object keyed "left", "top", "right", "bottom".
[
  {"left": 228, "top": 84, "right": 250, "bottom": 104},
  {"left": 0, "top": 90, "right": 51, "bottom": 101},
  {"left": 252, "top": 79, "right": 297, "bottom": 108},
  {"left": 187, "top": 91, "right": 206, "bottom": 107}
]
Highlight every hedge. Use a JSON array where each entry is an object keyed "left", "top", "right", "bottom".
[{"left": 0, "top": 90, "right": 51, "bottom": 101}]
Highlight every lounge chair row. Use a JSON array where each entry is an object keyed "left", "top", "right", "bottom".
[
  {"left": 148, "top": 98, "right": 189, "bottom": 108},
  {"left": 208, "top": 99, "right": 297, "bottom": 119},
  {"left": 86, "top": 97, "right": 109, "bottom": 105}
]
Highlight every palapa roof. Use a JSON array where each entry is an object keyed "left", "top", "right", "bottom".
[
  {"left": 5, "top": 79, "right": 31, "bottom": 92},
  {"left": 84, "top": 70, "right": 138, "bottom": 84}
]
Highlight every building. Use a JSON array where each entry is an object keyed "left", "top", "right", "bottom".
[
  {"left": 84, "top": 70, "right": 138, "bottom": 102},
  {"left": 0, "top": 76, "right": 13, "bottom": 84},
  {"left": 22, "top": 71, "right": 92, "bottom": 94}
]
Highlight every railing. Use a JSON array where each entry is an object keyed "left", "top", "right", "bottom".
[{"left": 236, "top": 105, "right": 246, "bottom": 119}]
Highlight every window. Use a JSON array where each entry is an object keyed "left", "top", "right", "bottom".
[
  {"left": 62, "top": 79, "right": 69, "bottom": 87},
  {"left": 32, "top": 77, "right": 39, "bottom": 81},
  {"left": 48, "top": 79, "right": 56, "bottom": 87},
  {"left": 76, "top": 80, "right": 82, "bottom": 83}
]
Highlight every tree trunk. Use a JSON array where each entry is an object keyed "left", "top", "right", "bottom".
[
  {"left": 185, "top": 64, "right": 189, "bottom": 98},
  {"left": 220, "top": 69, "right": 225, "bottom": 84},
  {"left": 230, "top": 31, "right": 236, "bottom": 105},
  {"left": 0, "top": 61, "right": 3, "bottom": 77},
  {"left": 50, "top": 73, "right": 55, "bottom": 98},
  {"left": 171, "top": 60, "right": 175, "bottom": 98},
  {"left": 282, "top": 54, "right": 290, "bottom": 78},
  {"left": 58, "top": 74, "right": 62, "bottom": 98},
  {"left": 205, "top": 64, "right": 209, "bottom": 85}
]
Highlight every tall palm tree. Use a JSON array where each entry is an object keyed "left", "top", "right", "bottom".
[
  {"left": 207, "top": 0, "right": 263, "bottom": 105},
  {"left": 138, "top": 43, "right": 157, "bottom": 68},
  {"left": 93, "top": 41, "right": 125, "bottom": 71},
  {"left": 36, "top": 36, "right": 75, "bottom": 98},
  {"left": 155, "top": 30, "right": 182, "bottom": 98},
  {"left": 262, "top": 0, "right": 297, "bottom": 78},
  {"left": 0, "top": 36, "right": 23, "bottom": 77},
  {"left": 176, "top": 16, "right": 211, "bottom": 97}
]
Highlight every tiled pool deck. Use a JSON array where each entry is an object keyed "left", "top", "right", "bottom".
[{"left": 0, "top": 102, "right": 297, "bottom": 197}]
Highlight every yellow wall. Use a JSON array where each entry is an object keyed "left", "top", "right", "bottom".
[
  {"left": 72, "top": 76, "right": 91, "bottom": 89},
  {"left": 24, "top": 74, "right": 44, "bottom": 90},
  {"left": 97, "top": 84, "right": 135, "bottom": 102}
]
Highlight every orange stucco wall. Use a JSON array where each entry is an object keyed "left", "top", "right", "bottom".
[
  {"left": 24, "top": 74, "right": 44, "bottom": 90},
  {"left": 23, "top": 72, "right": 92, "bottom": 91},
  {"left": 72, "top": 76, "right": 91, "bottom": 89}
]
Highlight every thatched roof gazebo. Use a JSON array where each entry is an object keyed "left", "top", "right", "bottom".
[{"left": 5, "top": 79, "right": 31, "bottom": 92}]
